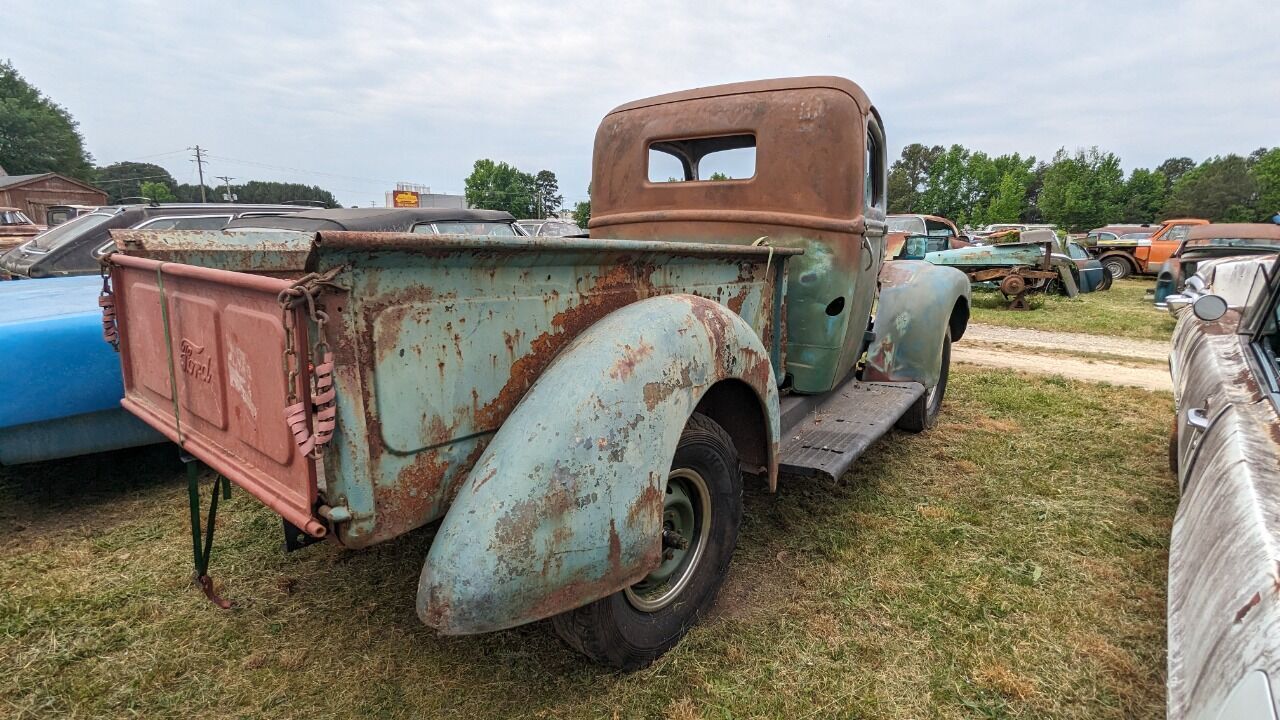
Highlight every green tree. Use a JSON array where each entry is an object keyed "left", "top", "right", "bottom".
[
  {"left": 1163, "top": 155, "right": 1257, "bottom": 222},
  {"left": 1120, "top": 168, "right": 1167, "bottom": 223},
  {"left": 138, "top": 180, "right": 176, "bottom": 202},
  {"left": 227, "top": 180, "right": 339, "bottom": 207},
  {"left": 918, "top": 145, "right": 979, "bottom": 225},
  {"left": 1250, "top": 148, "right": 1280, "bottom": 221},
  {"left": 0, "top": 60, "right": 93, "bottom": 180},
  {"left": 887, "top": 143, "right": 944, "bottom": 214},
  {"left": 94, "top": 162, "right": 178, "bottom": 203},
  {"left": 572, "top": 183, "right": 591, "bottom": 229},
  {"left": 708, "top": 171, "right": 731, "bottom": 181},
  {"left": 1156, "top": 157, "right": 1195, "bottom": 193},
  {"left": 1037, "top": 147, "right": 1125, "bottom": 231},
  {"left": 464, "top": 159, "right": 536, "bottom": 217},
  {"left": 532, "top": 169, "right": 563, "bottom": 219}
]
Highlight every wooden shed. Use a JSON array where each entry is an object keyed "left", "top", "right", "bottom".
[{"left": 0, "top": 172, "right": 108, "bottom": 224}]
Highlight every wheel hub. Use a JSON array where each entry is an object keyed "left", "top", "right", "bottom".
[{"left": 624, "top": 469, "right": 711, "bottom": 612}]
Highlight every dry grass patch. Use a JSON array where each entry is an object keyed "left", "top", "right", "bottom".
[{"left": 0, "top": 369, "right": 1175, "bottom": 719}]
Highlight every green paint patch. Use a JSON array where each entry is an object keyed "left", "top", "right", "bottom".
[{"left": 0, "top": 369, "right": 1174, "bottom": 719}]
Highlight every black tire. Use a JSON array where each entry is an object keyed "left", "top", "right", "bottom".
[
  {"left": 896, "top": 330, "right": 951, "bottom": 432},
  {"left": 1102, "top": 256, "right": 1131, "bottom": 280},
  {"left": 1097, "top": 269, "right": 1113, "bottom": 291},
  {"left": 1168, "top": 421, "right": 1179, "bottom": 477},
  {"left": 551, "top": 413, "right": 742, "bottom": 670}
]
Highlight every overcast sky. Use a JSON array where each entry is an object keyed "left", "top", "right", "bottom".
[{"left": 8, "top": 0, "right": 1278, "bottom": 208}]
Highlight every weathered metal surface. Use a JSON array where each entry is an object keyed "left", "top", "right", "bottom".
[
  {"left": 416, "top": 294, "right": 779, "bottom": 634},
  {"left": 309, "top": 232, "right": 792, "bottom": 549},
  {"left": 864, "top": 260, "right": 969, "bottom": 388},
  {"left": 589, "top": 77, "right": 886, "bottom": 395},
  {"left": 110, "top": 229, "right": 315, "bottom": 274},
  {"left": 1167, "top": 253, "right": 1280, "bottom": 718},
  {"left": 109, "top": 253, "right": 323, "bottom": 537},
  {"left": 924, "top": 242, "right": 1048, "bottom": 268}
]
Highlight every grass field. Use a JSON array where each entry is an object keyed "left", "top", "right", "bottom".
[
  {"left": 969, "top": 278, "right": 1175, "bottom": 341},
  {"left": 0, "top": 369, "right": 1175, "bottom": 719}
]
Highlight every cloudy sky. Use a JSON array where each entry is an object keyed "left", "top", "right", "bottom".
[{"left": 8, "top": 0, "right": 1278, "bottom": 207}]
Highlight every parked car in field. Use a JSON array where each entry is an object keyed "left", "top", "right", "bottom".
[
  {"left": 0, "top": 206, "right": 45, "bottom": 251},
  {"left": 1083, "top": 224, "right": 1154, "bottom": 247},
  {"left": 0, "top": 275, "right": 163, "bottom": 465},
  {"left": 0, "top": 203, "right": 302, "bottom": 279},
  {"left": 886, "top": 214, "right": 971, "bottom": 258},
  {"left": 517, "top": 218, "right": 583, "bottom": 236},
  {"left": 1090, "top": 217, "right": 1209, "bottom": 279},
  {"left": 919, "top": 228, "right": 1109, "bottom": 307},
  {"left": 1155, "top": 224, "right": 1280, "bottom": 306},
  {"left": 101, "top": 76, "right": 970, "bottom": 669},
  {"left": 1165, "top": 252, "right": 1280, "bottom": 719},
  {"left": 224, "top": 207, "right": 523, "bottom": 235},
  {"left": 44, "top": 204, "right": 100, "bottom": 227}
]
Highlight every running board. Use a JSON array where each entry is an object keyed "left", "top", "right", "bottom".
[{"left": 778, "top": 381, "right": 924, "bottom": 482}]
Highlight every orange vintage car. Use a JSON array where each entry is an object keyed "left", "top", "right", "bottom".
[{"left": 1090, "top": 217, "right": 1209, "bottom": 279}]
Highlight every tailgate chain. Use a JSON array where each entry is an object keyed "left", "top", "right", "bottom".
[
  {"left": 99, "top": 260, "right": 120, "bottom": 350},
  {"left": 279, "top": 268, "right": 344, "bottom": 459}
]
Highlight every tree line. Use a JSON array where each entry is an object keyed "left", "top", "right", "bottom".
[
  {"left": 889, "top": 143, "right": 1280, "bottom": 232},
  {"left": 462, "top": 159, "right": 565, "bottom": 219}
]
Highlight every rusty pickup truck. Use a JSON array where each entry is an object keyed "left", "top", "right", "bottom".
[{"left": 100, "top": 77, "right": 970, "bottom": 669}]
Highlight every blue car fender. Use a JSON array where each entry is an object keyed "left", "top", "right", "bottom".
[
  {"left": 417, "top": 294, "right": 779, "bottom": 634},
  {"left": 865, "top": 260, "right": 970, "bottom": 387}
]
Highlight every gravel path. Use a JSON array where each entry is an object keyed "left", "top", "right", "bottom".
[{"left": 954, "top": 323, "right": 1171, "bottom": 392}]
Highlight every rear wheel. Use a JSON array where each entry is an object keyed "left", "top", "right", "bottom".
[
  {"left": 551, "top": 413, "right": 742, "bottom": 670},
  {"left": 896, "top": 330, "right": 951, "bottom": 432},
  {"left": 1097, "top": 269, "right": 1114, "bottom": 291},
  {"left": 1102, "top": 256, "right": 1131, "bottom": 280}
]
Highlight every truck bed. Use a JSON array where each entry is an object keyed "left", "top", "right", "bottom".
[{"left": 107, "top": 229, "right": 798, "bottom": 548}]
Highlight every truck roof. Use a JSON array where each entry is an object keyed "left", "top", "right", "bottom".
[
  {"left": 224, "top": 207, "right": 517, "bottom": 233},
  {"left": 606, "top": 76, "right": 871, "bottom": 116}
]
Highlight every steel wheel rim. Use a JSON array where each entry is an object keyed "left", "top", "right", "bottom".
[
  {"left": 624, "top": 469, "right": 711, "bottom": 612},
  {"left": 1106, "top": 262, "right": 1125, "bottom": 279}
]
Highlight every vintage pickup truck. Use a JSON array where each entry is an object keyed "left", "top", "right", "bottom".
[{"left": 101, "top": 77, "right": 971, "bottom": 668}]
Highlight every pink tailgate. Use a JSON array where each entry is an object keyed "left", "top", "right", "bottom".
[{"left": 109, "top": 254, "right": 324, "bottom": 537}]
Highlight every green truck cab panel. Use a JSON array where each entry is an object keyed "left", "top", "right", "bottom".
[
  {"left": 417, "top": 295, "right": 779, "bottom": 634},
  {"left": 865, "top": 260, "right": 970, "bottom": 387}
]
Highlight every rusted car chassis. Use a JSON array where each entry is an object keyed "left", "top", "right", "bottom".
[{"left": 103, "top": 77, "right": 970, "bottom": 669}]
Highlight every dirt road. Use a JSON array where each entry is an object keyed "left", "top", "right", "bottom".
[{"left": 953, "top": 323, "right": 1171, "bottom": 392}]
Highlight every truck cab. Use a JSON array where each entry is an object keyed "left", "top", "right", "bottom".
[{"left": 102, "top": 76, "right": 969, "bottom": 669}]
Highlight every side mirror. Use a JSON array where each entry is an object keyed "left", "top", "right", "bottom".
[{"left": 1192, "top": 294, "right": 1228, "bottom": 322}]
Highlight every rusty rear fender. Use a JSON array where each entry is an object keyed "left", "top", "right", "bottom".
[
  {"left": 416, "top": 294, "right": 779, "bottom": 635},
  {"left": 865, "top": 260, "right": 970, "bottom": 387}
]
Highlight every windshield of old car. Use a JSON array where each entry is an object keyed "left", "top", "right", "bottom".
[
  {"left": 536, "top": 222, "right": 581, "bottom": 237},
  {"left": 887, "top": 217, "right": 927, "bottom": 235},
  {"left": 414, "top": 221, "right": 518, "bottom": 236},
  {"left": 29, "top": 211, "right": 116, "bottom": 251},
  {"left": 1066, "top": 242, "right": 1090, "bottom": 260},
  {"left": 0, "top": 210, "right": 32, "bottom": 225}
]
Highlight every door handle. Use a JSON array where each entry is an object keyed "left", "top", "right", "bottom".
[
  {"left": 1187, "top": 407, "right": 1209, "bottom": 431},
  {"left": 861, "top": 236, "right": 873, "bottom": 271}
]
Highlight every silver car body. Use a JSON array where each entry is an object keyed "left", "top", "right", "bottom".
[{"left": 1167, "top": 253, "right": 1280, "bottom": 719}]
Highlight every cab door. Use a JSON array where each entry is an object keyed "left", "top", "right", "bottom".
[{"left": 846, "top": 115, "right": 887, "bottom": 360}]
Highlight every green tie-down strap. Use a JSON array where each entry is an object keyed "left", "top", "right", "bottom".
[{"left": 185, "top": 457, "right": 233, "bottom": 609}]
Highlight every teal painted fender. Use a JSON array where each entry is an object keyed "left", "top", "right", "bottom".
[
  {"left": 417, "top": 294, "right": 779, "bottom": 634},
  {"left": 865, "top": 260, "right": 970, "bottom": 387}
]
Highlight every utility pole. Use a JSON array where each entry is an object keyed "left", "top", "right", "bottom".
[
  {"left": 215, "top": 175, "right": 236, "bottom": 203},
  {"left": 189, "top": 146, "right": 208, "bottom": 202}
]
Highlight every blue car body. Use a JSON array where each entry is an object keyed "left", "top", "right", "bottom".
[{"left": 0, "top": 276, "right": 163, "bottom": 464}]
